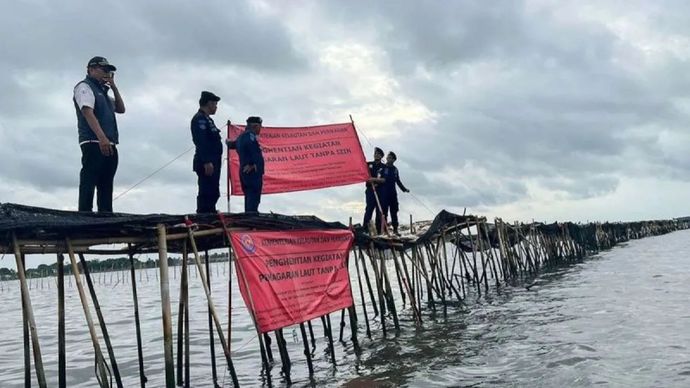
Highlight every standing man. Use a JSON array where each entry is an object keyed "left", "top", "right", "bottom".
[
  {"left": 379, "top": 151, "right": 410, "bottom": 235},
  {"left": 191, "top": 91, "right": 222, "bottom": 213},
  {"left": 234, "top": 116, "right": 264, "bottom": 212},
  {"left": 73, "top": 56, "right": 125, "bottom": 213},
  {"left": 362, "top": 147, "right": 386, "bottom": 234}
]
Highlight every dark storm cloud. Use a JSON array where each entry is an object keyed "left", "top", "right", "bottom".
[
  {"left": 0, "top": 0, "right": 304, "bottom": 72},
  {"left": 0, "top": 0, "right": 305, "bottom": 120},
  {"left": 0, "top": 0, "right": 307, "bottom": 197},
  {"left": 305, "top": 0, "right": 690, "bottom": 207}
]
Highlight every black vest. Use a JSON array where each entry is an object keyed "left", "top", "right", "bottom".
[{"left": 74, "top": 76, "right": 119, "bottom": 144}]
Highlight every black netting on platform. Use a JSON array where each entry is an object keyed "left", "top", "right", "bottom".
[{"left": 0, "top": 203, "right": 346, "bottom": 244}]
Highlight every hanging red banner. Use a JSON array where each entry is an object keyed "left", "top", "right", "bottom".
[
  {"left": 230, "top": 229, "right": 354, "bottom": 333},
  {"left": 227, "top": 122, "right": 369, "bottom": 195}
]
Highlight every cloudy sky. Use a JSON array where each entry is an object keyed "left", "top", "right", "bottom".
[{"left": 3, "top": 0, "right": 690, "bottom": 238}]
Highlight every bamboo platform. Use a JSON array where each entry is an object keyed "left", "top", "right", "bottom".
[{"left": 0, "top": 203, "right": 686, "bottom": 387}]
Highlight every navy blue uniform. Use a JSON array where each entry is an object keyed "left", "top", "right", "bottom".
[
  {"left": 236, "top": 130, "right": 264, "bottom": 212},
  {"left": 191, "top": 110, "right": 223, "bottom": 213},
  {"left": 379, "top": 165, "right": 408, "bottom": 232},
  {"left": 363, "top": 160, "right": 384, "bottom": 233}
]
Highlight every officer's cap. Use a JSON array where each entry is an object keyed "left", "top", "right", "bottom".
[
  {"left": 246, "top": 116, "right": 263, "bottom": 125},
  {"left": 87, "top": 56, "right": 117, "bottom": 71},
  {"left": 199, "top": 91, "right": 221, "bottom": 106},
  {"left": 374, "top": 147, "right": 384, "bottom": 156}
]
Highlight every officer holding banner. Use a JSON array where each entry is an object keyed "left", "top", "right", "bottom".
[
  {"left": 191, "top": 91, "right": 222, "bottom": 213},
  {"left": 363, "top": 147, "right": 386, "bottom": 234},
  {"left": 235, "top": 116, "right": 264, "bottom": 212}
]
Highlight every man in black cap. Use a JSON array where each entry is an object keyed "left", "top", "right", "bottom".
[
  {"left": 233, "top": 116, "right": 264, "bottom": 212},
  {"left": 191, "top": 91, "right": 223, "bottom": 213},
  {"left": 73, "top": 56, "right": 125, "bottom": 212},
  {"left": 362, "top": 147, "right": 386, "bottom": 234}
]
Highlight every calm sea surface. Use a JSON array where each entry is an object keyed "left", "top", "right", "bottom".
[{"left": 1, "top": 229, "right": 689, "bottom": 387}]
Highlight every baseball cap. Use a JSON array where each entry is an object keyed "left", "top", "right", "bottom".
[{"left": 87, "top": 56, "right": 117, "bottom": 71}]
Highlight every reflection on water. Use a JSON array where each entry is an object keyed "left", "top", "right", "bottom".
[{"left": 1, "top": 230, "right": 690, "bottom": 387}]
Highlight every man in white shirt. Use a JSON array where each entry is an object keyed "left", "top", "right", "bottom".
[{"left": 73, "top": 56, "right": 125, "bottom": 212}]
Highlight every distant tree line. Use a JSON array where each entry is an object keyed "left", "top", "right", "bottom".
[{"left": 0, "top": 252, "right": 229, "bottom": 281}]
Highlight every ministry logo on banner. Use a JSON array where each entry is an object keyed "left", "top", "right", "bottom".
[{"left": 239, "top": 234, "right": 257, "bottom": 254}]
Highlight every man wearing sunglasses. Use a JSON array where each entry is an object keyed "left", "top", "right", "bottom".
[{"left": 73, "top": 56, "right": 125, "bottom": 212}]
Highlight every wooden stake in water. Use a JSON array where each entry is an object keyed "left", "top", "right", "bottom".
[
  {"left": 64, "top": 239, "right": 108, "bottom": 387},
  {"left": 155, "top": 225, "right": 175, "bottom": 388},
  {"left": 275, "top": 329, "right": 292, "bottom": 384},
  {"left": 204, "top": 250, "right": 219, "bottom": 387},
  {"left": 299, "top": 323, "right": 314, "bottom": 376},
  {"left": 353, "top": 247, "right": 372, "bottom": 338},
  {"left": 358, "top": 247, "right": 379, "bottom": 317},
  {"left": 185, "top": 223, "right": 239, "bottom": 387},
  {"left": 176, "top": 245, "right": 188, "bottom": 387},
  {"left": 307, "top": 320, "right": 316, "bottom": 351},
  {"left": 233, "top": 242, "right": 271, "bottom": 373},
  {"left": 12, "top": 237, "right": 47, "bottom": 388},
  {"left": 78, "top": 253, "right": 124, "bottom": 388},
  {"left": 20, "top": 252, "right": 31, "bottom": 388},
  {"left": 217, "top": 212, "right": 234, "bottom": 351},
  {"left": 323, "top": 315, "right": 337, "bottom": 366},
  {"left": 128, "top": 247, "right": 147, "bottom": 388},
  {"left": 57, "top": 254, "right": 66, "bottom": 388}
]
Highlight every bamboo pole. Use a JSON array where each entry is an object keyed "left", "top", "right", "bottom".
[
  {"left": 176, "top": 244, "right": 188, "bottom": 387},
  {"left": 184, "top": 278, "right": 190, "bottom": 388},
  {"left": 438, "top": 235, "right": 463, "bottom": 302},
  {"left": 217, "top": 213, "right": 235, "bottom": 353},
  {"left": 299, "top": 323, "right": 314, "bottom": 376},
  {"left": 338, "top": 309, "right": 346, "bottom": 342},
  {"left": 391, "top": 248, "right": 421, "bottom": 326},
  {"left": 377, "top": 249, "right": 400, "bottom": 332},
  {"left": 204, "top": 251, "right": 219, "bottom": 387},
  {"left": 12, "top": 239, "right": 48, "bottom": 388},
  {"left": 128, "top": 248, "right": 147, "bottom": 388},
  {"left": 65, "top": 239, "right": 109, "bottom": 387},
  {"left": 227, "top": 248, "right": 233, "bottom": 352},
  {"left": 323, "top": 315, "right": 336, "bottom": 365},
  {"left": 275, "top": 329, "right": 292, "bottom": 383},
  {"left": 78, "top": 253, "right": 124, "bottom": 388},
  {"left": 235, "top": 252, "right": 270, "bottom": 371},
  {"left": 20, "top": 252, "right": 31, "bottom": 388},
  {"left": 464, "top": 221, "right": 481, "bottom": 294},
  {"left": 357, "top": 247, "right": 379, "bottom": 317},
  {"left": 389, "top": 249, "right": 407, "bottom": 308},
  {"left": 57, "top": 254, "right": 66, "bottom": 388},
  {"left": 155, "top": 225, "right": 175, "bottom": 388},
  {"left": 307, "top": 320, "right": 316, "bottom": 351},
  {"left": 353, "top": 248, "right": 371, "bottom": 338},
  {"left": 367, "top": 248, "right": 387, "bottom": 336},
  {"left": 185, "top": 224, "right": 239, "bottom": 387},
  {"left": 478, "top": 224, "right": 500, "bottom": 288},
  {"left": 424, "top": 241, "right": 446, "bottom": 313}
]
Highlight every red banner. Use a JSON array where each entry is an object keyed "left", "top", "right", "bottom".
[
  {"left": 230, "top": 229, "right": 354, "bottom": 333},
  {"left": 228, "top": 122, "right": 369, "bottom": 195}
]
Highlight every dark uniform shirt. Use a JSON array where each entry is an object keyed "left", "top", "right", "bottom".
[
  {"left": 379, "top": 165, "right": 408, "bottom": 199},
  {"left": 236, "top": 130, "right": 264, "bottom": 183},
  {"left": 366, "top": 160, "right": 384, "bottom": 193},
  {"left": 190, "top": 110, "right": 222, "bottom": 171}
]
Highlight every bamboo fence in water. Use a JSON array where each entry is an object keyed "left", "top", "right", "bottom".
[{"left": 0, "top": 203, "right": 686, "bottom": 387}]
